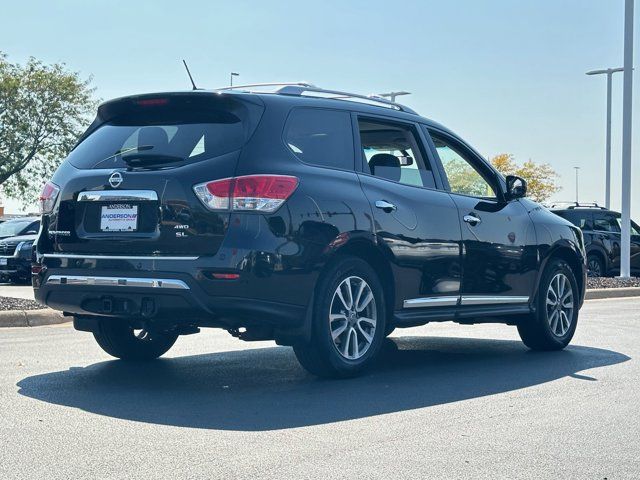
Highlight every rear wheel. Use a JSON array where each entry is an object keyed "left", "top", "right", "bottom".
[
  {"left": 293, "top": 256, "right": 386, "bottom": 378},
  {"left": 93, "top": 320, "right": 178, "bottom": 361},
  {"left": 587, "top": 253, "right": 605, "bottom": 277},
  {"left": 517, "top": 259, "right": 579, "bottom": 350}
]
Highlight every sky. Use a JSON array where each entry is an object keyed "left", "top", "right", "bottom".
[{"left": 1, "top": 0, "right": 639, "bottom": 218}]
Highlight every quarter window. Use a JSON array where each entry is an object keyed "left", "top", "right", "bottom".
[{"left": 284, "top": 108, "right": 354, "bottom": 170}]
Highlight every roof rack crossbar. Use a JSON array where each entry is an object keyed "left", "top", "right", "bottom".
[{"left": 276, "top": 85, "right": 418, "bottom": 114}]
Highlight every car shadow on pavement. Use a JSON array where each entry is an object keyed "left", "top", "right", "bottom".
[{"left": 17, "top": 336, "right": 629, "bottom": 431}]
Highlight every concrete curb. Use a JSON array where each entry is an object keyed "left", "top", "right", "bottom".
[
  {"left": 0, "top": 309, "right": 69, "bottom": 328},
  {"left": 585, "top": 287, "right": 640, "bottom": 300}
]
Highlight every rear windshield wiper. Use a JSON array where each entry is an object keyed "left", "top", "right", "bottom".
[{"left": 121, "top": 153, "right": 185, "bottom": 167}]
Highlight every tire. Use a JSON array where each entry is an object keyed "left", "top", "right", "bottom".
[
  {"left": 93, "top": 320, "right": 178, "bottom": 361},
  {"left": 587, "top": 253, "right": 605, "bottom": 277},
  {"left": 293, "top": 256, "right": 386, "bottom": 378},
  {"left": 517, "top": 258, "right": 579, "bottom": 351}
]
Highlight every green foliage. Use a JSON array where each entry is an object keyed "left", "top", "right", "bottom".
[
  {"left": 444, "top": 158, "right": 494, "bottom": 197},
  {"left": 490, "top": 153, "right": 561, "bottom": 202},
  {"left": 0, "top": 52, "right": 97, "bottom": 206}
]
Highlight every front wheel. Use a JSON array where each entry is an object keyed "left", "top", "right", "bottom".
[
  {"left": 293, "top": 256, "right": 386, "bottom": 378},
  {"left": 93, "top": 320, "right": 178, "bottom": 361},
  {"left": 517, "top": 259, "right": 579, "bottom": 351}
]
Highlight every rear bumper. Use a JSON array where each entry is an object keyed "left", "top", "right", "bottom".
[{"left": 32, "top": 254, "right": 311, "bottom": 332}]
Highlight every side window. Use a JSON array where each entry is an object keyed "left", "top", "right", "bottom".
[
  {"left": 428, "top": 130, "right": 497, "bottom": 199},
  {"left": 284, "top": 108, "right": 354, "bottom": 170},
  {"left": 594, "top": 213, "right": 621, "bottom": 233},
  {"left": 358, "top": 118, "right": 436, "bottom": 188},
  {"left": 613, "top": 216, "right": 640, "bottom": 235}
]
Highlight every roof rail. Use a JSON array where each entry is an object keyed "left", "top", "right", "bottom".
[
  {"left": 215, "top": 82, "right": 418, "bottom": 115},
  {"left": 276, "top": 85, "right": 418, "bottom": 114},
  {"left": 549, "top": 201, "right": 607, "bottom": 210},
  {"left": 215, "top": 82, "right": 317, "bottom": 91}
]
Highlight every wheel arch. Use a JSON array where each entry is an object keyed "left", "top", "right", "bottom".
[
  {"left": 327, "top": 238, "right": 395, "bottom": 320},
  {"left": 534, "top": 241, "right": 586, "bottom": 309}
]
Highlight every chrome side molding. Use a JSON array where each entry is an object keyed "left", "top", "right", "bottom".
[
  {"left": 46, "top": 275, "right": 190, "bottom": 289},
  {"left": 403, "top": 295, "right": 530, "bottom": 309},
  {"left": 403, "top": 296, "right": 459, "bottom": 308},
  {"left": 460, "top": 296, "right": 529, "bottom": 306},
  {"left": 42, "top": 254, "right": 199, "bottom": 261},
  {"left": 77, "top": 190, "right": 158, "bottom": 202}
]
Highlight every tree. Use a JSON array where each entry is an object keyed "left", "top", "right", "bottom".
[
  {"left": 490, "top": 153, "right": 561, "bottom": 203},
  {"left": 0, "top": 52, "right": 96, "bottom": 205}
]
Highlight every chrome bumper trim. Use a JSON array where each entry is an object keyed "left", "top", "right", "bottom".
[
  {"left": 42, "top": 254, "right": 199, "bottom": 261},
  {"left": 46, "top": 275, "right": 190, "bottom": 289}
]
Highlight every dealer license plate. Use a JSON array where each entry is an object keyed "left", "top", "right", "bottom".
[{"left": 100, "top": 204, "right": 138, "bottom": 232}]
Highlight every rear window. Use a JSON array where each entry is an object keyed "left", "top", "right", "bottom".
[
  {"left": 68, "top": 94, "right": 263, "bottom": 169},
  {"left": 284, "top": 108, "right": 354, "bottom": 170}
]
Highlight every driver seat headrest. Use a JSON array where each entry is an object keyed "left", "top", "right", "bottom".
[{"left": 369, "top": 153, "right": 401, "bottom": 182}]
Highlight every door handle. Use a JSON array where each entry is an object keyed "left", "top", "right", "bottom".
[
  {"left": 463, "top": 214, "right": 481, "bottom": 226},
  {"left": 375, "top": 200, "right": 397, "bottom": 212}
]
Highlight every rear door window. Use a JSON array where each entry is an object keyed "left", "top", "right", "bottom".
[
  {"left": 594, "top": 213, "right": 621, "bottom": 232},
  {"left": 283, "top": 108, "right": 354, "bottom": 170},
  {"left": 358, "top": 118, "right": 436, "bottom": 188}
]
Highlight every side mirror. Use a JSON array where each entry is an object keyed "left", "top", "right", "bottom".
[{"left": 506, "top": 175, "right": 527, "bottom": 200}]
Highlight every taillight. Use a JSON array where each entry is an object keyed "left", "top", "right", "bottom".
[
  {"left": 193, "top": 175, "right": 298, "bottom": 213},
  {"left": 39, "top": 181, "right": 60, "bottom": 214}
]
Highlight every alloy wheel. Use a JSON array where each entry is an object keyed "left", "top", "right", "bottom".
[
  {"left": 546, "top": 273, "right": 574, "bottom": 337},
  {"left": 329, "top": 276, "right": 377, "bottom": 360},
  {"left": 588, "top": 258, "right": 602, "bottom": 277}
]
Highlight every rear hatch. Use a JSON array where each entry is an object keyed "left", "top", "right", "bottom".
[{"left": 45, "top": 92, "right": 264, "bottom": 256}]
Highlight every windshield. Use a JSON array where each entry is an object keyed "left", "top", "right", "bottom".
[{"left": 0, "top": 220, "right": 33, "bottom": 237}]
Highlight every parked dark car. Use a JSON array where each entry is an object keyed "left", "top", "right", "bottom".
[
  {"left": 0, "top": 217, "right": 40, "bottom": 283},
  {"left": 551, "top": 203, "right": 640, "bottom": 277},
  {"left": 33, "top": 85, "right": 586, "bottom": 377}
]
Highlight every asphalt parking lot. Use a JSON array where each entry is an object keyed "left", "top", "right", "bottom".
[{"left": 1, "top": 297, "right": 638, "bottom": 479}]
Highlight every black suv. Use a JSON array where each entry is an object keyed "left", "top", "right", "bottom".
[
  {"left": 551, "top": 203, "right": 640, "bottom": 277},
  {"left": 0, "top": 217, "right": 40, "bottom": 283},
  {"left": 34, "top": 84, "right": 586, "bottom": 377}
]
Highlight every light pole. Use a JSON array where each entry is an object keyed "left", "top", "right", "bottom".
[
  {"left": 586, "top": 67, "right": 624, "bottom": 209},
  {"left": 230, "top": 72, "right": 239, "bottom": 87},
  {"left": 620, "top": 0, "right": 634, "bottom": 278},
  {"left": 574, "top": 167, "right": 580, "bottom": 203},
  {"left": 378, "top": 91, "right": 411, "bottom": 103}
]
